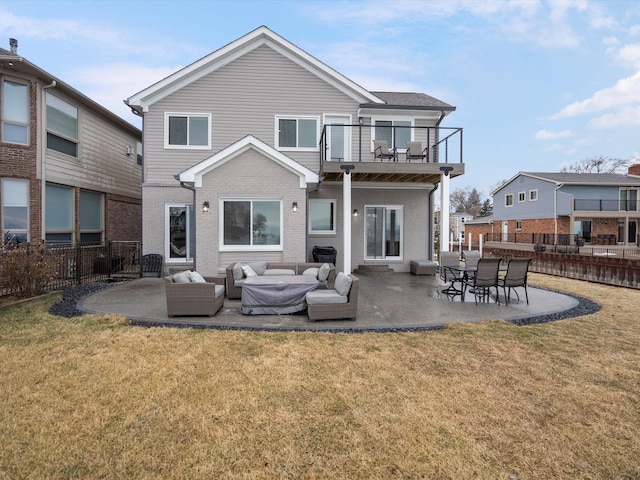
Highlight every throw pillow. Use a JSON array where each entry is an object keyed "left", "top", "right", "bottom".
[
  {"left": 173, "top": 270, "right": 191, "bottom": 284},
  {"left": 302, "top": 267, "right": 319, "bottom": 277},
  {"left": 318, "top": 263, "right": 331, "bottom": 282},
  {"left": 334, "top": 272, "right": 352, "bottom": 296},
  {"left": 188, "top": 271, "right": 206, "bottom": 283},
  {"left": 248, "top": 261, "right": 267, "bottom": 276},
  {"left": 232, "top": 263, "right": 244, "bottom": 281},
  {"left": 242, "top": 265, "right": 258, "bottom": 277}
]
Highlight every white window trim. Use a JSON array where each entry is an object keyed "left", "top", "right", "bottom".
[
  {"left": 370, "top": 116, "right": 415, "bottom": 152},
  {"left": 164, "top": 112, "right": 212, "bottom": 150},
  {"left": 275, "top": 115, "right": 320, "bottom": 152},
  {"left": 1, "top": 178, "right": 29, "bottom": 242},
  {"left": 309, "top": 198, "right": 337, "bottom": 235},
  {"left": 529, "top": 189, "right": 538, "bottom": 201},
  {"left": 516, "top": 220, "right": 522, "bottom": 230},
  {"left": 45, "top": 92, "right": 79, "bottom": 157},
  {"left": 2, "top": 78, "right": 30, "bottom": 146},
  {"left": 219, "top": 198, "right": 283, "bottom": 252},
  {"left": 505, "top": 194, "right": 514, "bottom": 207},
  {"left": 165, "top": 203, "right": 194, "bottom": 263},
  {"left": 363, "top": 204, "right": 404, "bottom": 261},
  {"left": 518, "top": 191, "right": 526, "bottom": 203}
]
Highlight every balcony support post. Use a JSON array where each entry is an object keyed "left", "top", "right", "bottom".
[
  {"left": 341, "top": 165, "right": 355, "bottom": 273},
  {"left": 439, "top": 166, "right": 454, "bottom": 252}
]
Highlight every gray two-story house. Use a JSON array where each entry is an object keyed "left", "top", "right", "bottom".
[
  {"left": 492, "top": 166, "right": 640, "bottom": 246},
  {"left": 125, "top": 26, "right": 464, "bottom": 276}
]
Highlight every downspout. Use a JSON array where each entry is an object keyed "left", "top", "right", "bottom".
[
  {"left": 306, "top": 177, "right": 323, "bottom": 260},
  {"left": 41, "top": 80, "right": 57, "bottom": 241},
  {"left": 175, "top": 176, "right": 197, "bottom": 271}
]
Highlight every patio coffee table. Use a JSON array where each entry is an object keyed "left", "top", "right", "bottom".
[{"left": 239, "top": 275, "right": 319, "bottom": 315}]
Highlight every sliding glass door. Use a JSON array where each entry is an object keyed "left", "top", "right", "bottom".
[{"left": 365, "top": 206, "right": 403, "bottom": 260}]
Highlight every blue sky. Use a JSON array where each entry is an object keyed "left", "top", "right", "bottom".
[{"left": 2, "top": 0, "right": 639, "bottom": 199}]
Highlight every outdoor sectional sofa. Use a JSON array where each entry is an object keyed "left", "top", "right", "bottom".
[
  {"left": 225, "top": 261, "right": 336, "bottom": 299},
  {"left": 306, "top": 273, "right": 359, "bottom": 321},
  {"left": 164, "top": 271, "right": 225, "bottom": 317}
]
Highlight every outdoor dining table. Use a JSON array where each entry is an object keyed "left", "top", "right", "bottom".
[
  {"left": 444, "top": 264, "right": 507, "bottom": 302},
  {"left": 239, "top": 275, "right": 320, "bottom": 315}
]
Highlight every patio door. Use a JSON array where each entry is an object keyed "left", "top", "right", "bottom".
[
  {"left": 365, "top": 206, "right": 402, "bottom": 260},
  {"left": 325, "top": 115, "right": 351, "bottom": 162},
  {"left": 629, "top": 220, "right": 637, "bottom": 244},
  {"left": 502, "top": 221, "right": 508, "bottom": 242}
]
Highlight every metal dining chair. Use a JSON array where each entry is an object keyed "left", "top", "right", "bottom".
[
  {"left": 465, "top": 257, "right": 502, "bottom": 305},
  {"left": 499, "top": 258, "right": 532, "bottom": 305}
]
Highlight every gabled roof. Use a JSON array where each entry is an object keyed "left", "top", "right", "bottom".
[
  {"left": 126, "top": 26, "right": 385, "bottom": 113},
  {"left": 366, "top": 91, "right": 455, "bottom": 111},
  {"left": 177, "top": 135, "right": 319, "bottom": 188},
  {"left": 492, "top": 171, "right": 640, "bottom": 195}
]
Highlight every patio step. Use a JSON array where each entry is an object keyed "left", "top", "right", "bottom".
[{"left": 353, "top": 264, "right": 394, "bottom": 276}]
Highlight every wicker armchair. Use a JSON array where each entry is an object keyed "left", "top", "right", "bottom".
[
  {"left": 306, "top": 274, "right": 359, "bottom": 321},
  {"left": 164, "top": 273, "right": 225, "bottom": 317}
]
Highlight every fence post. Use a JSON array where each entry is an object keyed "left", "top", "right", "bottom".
[
  {"left": 76, "top": 242, "right": 82, "bottom": 285},
  {"left": 107, "top": 240, "right": 113, "bottom": 279}
]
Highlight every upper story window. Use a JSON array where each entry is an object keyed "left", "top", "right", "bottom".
[
  {"left": 2, "top": 178, "right": 29, "bottom": 244},
  {"left": 221, "top": 199, "right": 282, "bottom": 250},
  {"left": 372, "top": 118, "right": 412, "bottom": 151},
  {"left": 164, "top": 113, "right": 211, "bottom": 149},
  {"left": 529, "top": 189, "right": 538, "bottom": 201},
  {"left": 518, "top": 191, "right": 526, "bottom": 202},
  {"left": 136, "top": 141, "right": 143, "bottom": 166},
  {"left": 276, "top": 116, "right": 318, "bottom": 151},
  {"left": 309, "top": 199, "right": 336, "bottom": 235},
  {"left": 505, "top": 193, "right": 514, "bottom": 207},
  {"left": 2, "top": 79, "right": 29, "bottom": 145},
  {"left": 619, "top": 188, "right": 638, "bottom": 212},
  {"left": 46, "top": 92, "right": 78, "bottom": 157}
]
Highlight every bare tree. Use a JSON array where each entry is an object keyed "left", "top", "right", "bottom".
[
  {"left": 450, "top": 186, "right": 483, "bottom": 217},
  {"left": 561, "top": 155, "right": 630, "bottom": 174}
]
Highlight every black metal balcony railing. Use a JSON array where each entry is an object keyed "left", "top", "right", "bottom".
[
  {"left": 319, "top": 124, "right": 463, "bottom": 166},
  {"left": 574, "top": 199, "right": 639, "bottom": 212}
]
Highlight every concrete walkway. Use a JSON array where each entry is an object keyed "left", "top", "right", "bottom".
[{"left": 78, "top": 273, "right": 579, "bottom": 332}]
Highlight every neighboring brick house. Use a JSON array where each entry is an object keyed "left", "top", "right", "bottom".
[
  {"left": 464, "top": 215, "right": 494, "bottom": 244},
  {"left": 125, "top": 26, "right": 465, "bottom": 275},
  {"left": 1, "top": 40, "right": 142, "bottom": 245},
  {"left": 491, "top": 166, "right": 640, "bottom": 246}
]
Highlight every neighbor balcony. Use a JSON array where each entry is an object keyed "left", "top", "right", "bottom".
[
  {"left": 318, "top": 123, "right": 464, "bottom": 184},
  {"left": 574, "top": 199, "right": 639, "bottom": 212}
]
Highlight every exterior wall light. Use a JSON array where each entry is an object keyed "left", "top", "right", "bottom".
[
  {"left": 202, "top": 201, "right": 210, "bottom": 213},
  {"left": 292, "top": 202, "right": 298, "bottom": 213},
  {"left": 353, "top": 209, "right": 358, "bottom": 217}
]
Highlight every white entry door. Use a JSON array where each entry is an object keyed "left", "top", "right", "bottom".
[
  {"left": 325, "top": 115, "right": 351, "bottom": 162},
  {"left": 502, "top": 221, "right": 509, "bottom": 242}
]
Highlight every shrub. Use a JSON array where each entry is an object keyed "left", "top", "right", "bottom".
[{"left": 0, "top": 242, "right": 58, "bottom": 299}]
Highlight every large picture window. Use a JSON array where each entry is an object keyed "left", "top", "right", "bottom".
[
  {"left": 167, "top": 204, "right": 194, "bottom": 261},
  {"left": 2, "top": 178, "right": 29, "bottom": 243},
  {"left": 222, "top": 200, "right": 282, "bottom": 250},
  {"left": 164, "top": 113, "right": 210, "bottom": 149},
  {"left": 309, "top": 199, "right": 336, "bottom": 234},
  {"left": 2, "top": 79, "right": 29, "bottom": 145},
  {"left": 276, "top": 116, "right": 318, "bottom": 150},
  {"left": 80, "top": 190, "right": 103, "bottom": 244},
  {"left": 46, "top": 93, "right": 78, "bottom": 157},
  {"left": 46, "top": 184, "right": 74, "bottom": 243}
]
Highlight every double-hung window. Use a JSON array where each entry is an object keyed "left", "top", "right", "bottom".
[
  {"left": 221, "top": 199, "right": 282, "bottom": 250},
  {"left": 619, "top": 188, "right": 638, "bottom": 211},
  {"left": 46, "top": 184, "right": 74, "bottom": 244},
  {"left": 276, "top": 116, "right": 318, "bottom": 151},
  {"left": 2, "top": 79, "right": 29, "bottom": 145},
  {"left": 166, "top": 204, "right": 194, "bottom": 261},
  {"left": 372, "top": 118, "right": 412, "bottom": 151},
  {"left": 164, "top": 113, "right": 211, "bottom": 149},
  {"left": 505, "top": 194, "right": 514, "bottom": 207},
  {"left": 309, "top": 199, "right": 336, "bottom": 235},
  {"left": 46, "top": 93, "right": 78, "bottom": 157},
  {"left": 2, "top": 178, "right": 29, "bottom": 243}
]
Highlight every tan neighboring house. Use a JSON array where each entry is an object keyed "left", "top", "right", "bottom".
[
  {"left": 125, "top": 26, "right": 464, "bottom": 275},
  {"left": 1, "top": 39, "right": 142, "bottom": 245}
]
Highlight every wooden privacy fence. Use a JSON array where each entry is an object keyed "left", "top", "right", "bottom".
[{"left": 486, "top": 247, "right": 640, "bottom": 289}]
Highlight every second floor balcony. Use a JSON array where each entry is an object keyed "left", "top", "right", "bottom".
[
  {"left": 574, "top": 199, "right": 639, "bottom": 212},
  {"left": 319, "top": 123, "right": 464, "bottom": 184}
]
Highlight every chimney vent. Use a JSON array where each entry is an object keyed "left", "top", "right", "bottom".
[
  {"left": 628, "top": 164, "right": 640, "bottom": 176},
  {"left": 9, "top": 38, "right": 18, "bottom": 54}
]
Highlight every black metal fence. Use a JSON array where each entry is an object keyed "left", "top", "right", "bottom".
[{"left": 1, "top": 241, "right": 141, "bottom": 295}]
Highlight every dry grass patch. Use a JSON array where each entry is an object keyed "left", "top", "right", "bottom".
[{"left": 1, "top": 275, "right": 639, "bottom": 479}]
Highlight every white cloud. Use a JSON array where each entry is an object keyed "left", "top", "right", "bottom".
[
  {"left": 534, "top": 129, "right": 572, "bottom": 140},
  {"left": 617, "top": 43, "right": 640, "bottom": 69},
  {"left": 586, "top": 105, "right": 640, "bottom": 129},
  {"left": 551, "top": 71, "right": 640, "bottom": 119}
]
